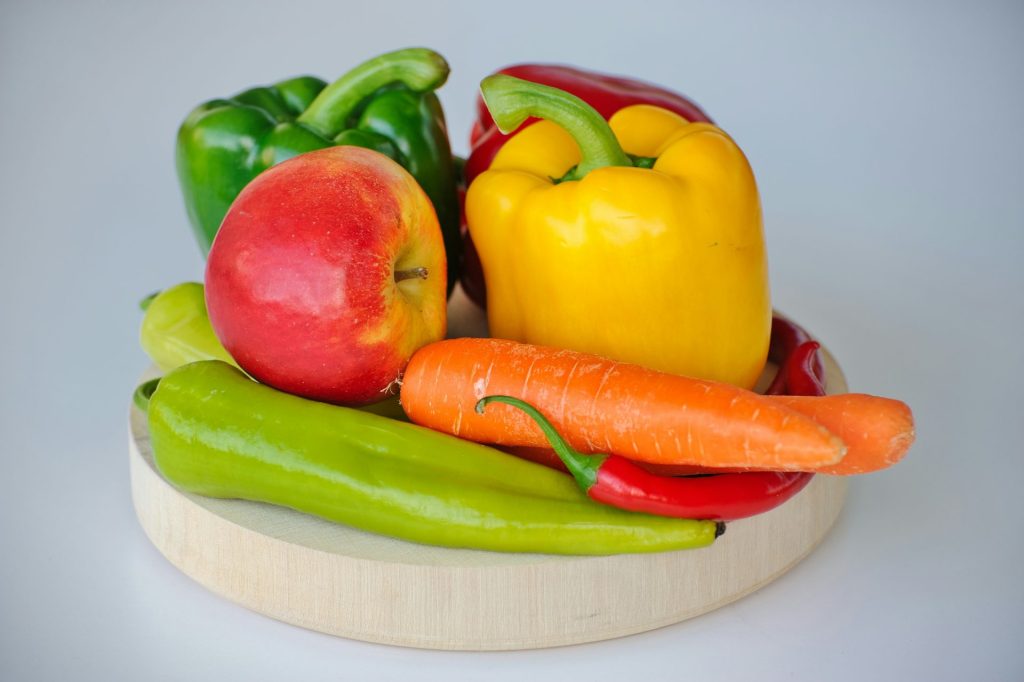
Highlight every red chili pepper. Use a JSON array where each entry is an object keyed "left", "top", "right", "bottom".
[
  {"left": 766, "top": 314, "right": 827, "bottom": 397},
  {"left": 786, "top": 342, "right": 826, "bottom": 396},
  {"left": 476, "top": 395, "right": 810, "bottom": 523},
  {"left": 459, "top": 64, "right": 712, "bottom": 308}
]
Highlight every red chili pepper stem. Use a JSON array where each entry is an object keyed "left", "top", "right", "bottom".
[{"left": 475, "top": 395, "right": 604, "bottom": 491}]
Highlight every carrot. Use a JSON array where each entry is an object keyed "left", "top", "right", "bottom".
[
  {"left": 509, "top": 394, "right": 915, "bottom": 476},
  {"left": 400, "top": 338, "right": 846, "bottom": 471},
  {"left": 774, "top": 394, "right": 914, "bottom": 475}
]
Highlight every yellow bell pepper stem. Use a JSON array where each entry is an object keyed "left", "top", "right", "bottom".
[{"left": 480, "top": 75, "right": 632, "bottom": 180}]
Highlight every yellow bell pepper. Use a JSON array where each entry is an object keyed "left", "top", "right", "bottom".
[{"left": 465, "top": 75, "right": 770, "bottom": 389}]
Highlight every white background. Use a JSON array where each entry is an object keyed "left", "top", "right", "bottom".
[{"left": 1, "top": 1, "right": 1021, "bottom": 680}]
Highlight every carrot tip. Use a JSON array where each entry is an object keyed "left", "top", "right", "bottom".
[{"left": 887, "top": 430, "right": 916, "bottom": 464}]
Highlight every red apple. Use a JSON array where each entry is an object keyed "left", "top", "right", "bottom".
[{"left": 205, "top": 146, "right": 447, "bottom": 405}]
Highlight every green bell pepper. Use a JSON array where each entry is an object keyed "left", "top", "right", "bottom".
[
  {"left": 175, "top": 47, "right": 462, "bottom": 294},
  {"left": 134, "top": 361, "right": 722, "bottom": 555}
]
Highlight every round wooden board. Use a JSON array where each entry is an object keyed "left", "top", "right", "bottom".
[{"left": 128, "top": 291, "right": 848, "bottom": 650}]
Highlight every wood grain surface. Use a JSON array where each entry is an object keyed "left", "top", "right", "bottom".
[{"left": 128, "top": 292, "right": 848, "bottom": 650}]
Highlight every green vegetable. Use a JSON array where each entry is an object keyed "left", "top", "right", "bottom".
[
  {"left": 140, "top": 282, "right": 235, "bottom": 372},
  {"left": 136, "top": 361, "right": 721, "bottom": 555},
  {"left": 175, "top": 47, "right": 462, "bottom": 294},
  {"left": 138, "top": 281, "right": 406, "bottom": 421}
]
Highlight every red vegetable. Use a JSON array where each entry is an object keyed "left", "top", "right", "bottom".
[
  {"left": 477, "top": 396, "right": 812, "bottom": 522},
  {"left": 766, "top": 314, "right": 827, "bottom": 395}
]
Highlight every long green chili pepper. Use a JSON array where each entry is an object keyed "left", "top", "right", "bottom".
[{"left": 137, "top": 361, "right": 722, "bottom": 555}]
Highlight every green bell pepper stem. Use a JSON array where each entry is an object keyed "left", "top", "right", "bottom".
[
  {"left": 298, "top": 48, "right": 450, "bottom": 138},
  {"left": 476, "top": 395, "right": 602, "bottom": 491},
  {"left": 479, "top": 74, "right": 633, "bottom": 181}
]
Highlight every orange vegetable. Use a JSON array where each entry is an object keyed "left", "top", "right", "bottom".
[
  {"left": 401, "top": 338, "right": 846, "bottom": 471},
  {"left": 774, "top": 394, "right": 914, "bottom": 475},
  {"left": 505, "top": 394, "right": 915, "bottom": 477}
]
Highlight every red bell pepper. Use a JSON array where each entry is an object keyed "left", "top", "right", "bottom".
[{"left": 459, "top": 64, "right": 713, "bottom": 307}]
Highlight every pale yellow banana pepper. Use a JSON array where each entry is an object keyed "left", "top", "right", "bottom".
[{"left": 466, "top": 75, "right": 770, "bottom": 389}]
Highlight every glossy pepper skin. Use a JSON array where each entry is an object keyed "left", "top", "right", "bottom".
[
  {"left": 136, "top": 361, "right": 721, "bottom": 555},
  {"left": 766, "top": 314, "right": 827, "bottom": 396},
  {"left": 176, "top": 48, "right": 462, "bottom": 294},
  {"left": 460, "top": 65, "right": 712, "bottom": 306},
  {"left": 466, "top": 76, "right": 770, "bottom": 389},
  {"left": 478, "top": 396, "right": 809, "bottom": 522}
]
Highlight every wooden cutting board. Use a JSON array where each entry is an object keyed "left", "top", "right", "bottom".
[{"left": 128, "top": 290, "right": 848, "bottom": 650}]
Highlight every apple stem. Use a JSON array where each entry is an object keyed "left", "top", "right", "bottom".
[{"left": 394, "top": 267, "right": 429, "bottom": 283}]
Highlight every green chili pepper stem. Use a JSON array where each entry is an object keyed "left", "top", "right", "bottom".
[
  {"left": 133, "top": 378, "right": 161, "bottom": 413},
  {"left": 475, "top": 395, "right": 603, "bottom": 491},
  {"left": 479, "top": 74, "right": 632, "bottom": 181},
  {"left": 139, "top": 291, "right": 160, "bottom": 312},
  {"left": 297, "top": 48, "right": 450, "bottom": 138}
]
